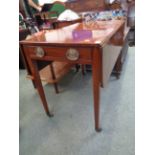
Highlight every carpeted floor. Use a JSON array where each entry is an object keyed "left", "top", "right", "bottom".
[{"left": 19, "top": 47, "right": 135, "bottom": 155}]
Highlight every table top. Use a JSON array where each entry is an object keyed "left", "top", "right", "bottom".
[{"left": 20, "top": 20, "right": 124, "bottom": 47}]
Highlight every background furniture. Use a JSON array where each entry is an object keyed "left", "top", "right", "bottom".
[
  {"left": 127, "top": 0, "right": 135, "bottom": 46},
  {"left": 53, "top": 18, "right": 82, "bottom": 29},
  {"left": 106, "top": 0, "right": 122, "bottom": 10},
  {"left": 65, "top": 0, "right": 106, "bottom": 12},
  {"left": 33, "top": 1, "right": 67, "bottom": 29},
  {"left": 19, "top": 28, "right": 31, "bottom": 69}
]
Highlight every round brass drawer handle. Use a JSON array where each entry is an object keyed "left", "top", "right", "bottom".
[
  {"left": 35, "top": 47, "right": 45, "bottom": 57},
  {"left": 66, "top": 48, "right": 79, "bottom": 61}
]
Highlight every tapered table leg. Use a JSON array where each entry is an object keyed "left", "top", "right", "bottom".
[
  {"left": 32, "top": 80, "right": 37, "bottom": 89},
  {"left": 114, "top": 53, "right": 122, "bottom": 79},
  {"left": 92, "top": 48, "right": 102, "bottom": 132},
  {"left": 75, "top": 64, "right": 80, "bottom": 72},
  {"left": 50, "top": 63, "right": 59, "bottom": 94},
  {"left": 32, "top": 60, "right": 53, "bottom": 117},
  {"left": 81, "top": 65, "right": 86, "bottom": 75},
  {"left": 99, "top": 47, "right": 103, "bottom": 88}
]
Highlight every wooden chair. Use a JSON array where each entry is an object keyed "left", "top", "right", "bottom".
[{"left": 33, "top": 1, "right": 66, "bottom": 29}]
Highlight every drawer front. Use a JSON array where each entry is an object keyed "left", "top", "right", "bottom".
[{"left": 24, "top": 46, "right": 92, "bottom": 63}]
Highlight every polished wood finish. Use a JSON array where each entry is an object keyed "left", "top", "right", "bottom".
[
  {"left": 66, "top": 0, "right": 105, "bottom": 12},
  {"left": 39, "top": 62, "right": 74, "bottom": 83},
  {"left": 53, "top": 18, "right": 83, "bottom": 29},
  {"left": 21, "top": 20, "right": 124, "bottom": 45},
  {"left": 32, "top": 60, "right": 53, "bottom": 117},
  {"left": 22, "top": 44, "right": 75, "bottom": 93},
  {"left": 21, "top": 18, "right": 83, "bottom": 93},
  {"left": 20, "top": 20, "right": 125, "bottom": 131},
  {"left": 49, "top": 63, "right": 59, "bottom": 94},
  {"left": 92, "top": 47, "right": 102, "bottom": 131}
]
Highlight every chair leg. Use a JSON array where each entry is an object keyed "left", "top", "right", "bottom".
[{"left": 50, "top": 63, "right": 59, "bottom": 94}]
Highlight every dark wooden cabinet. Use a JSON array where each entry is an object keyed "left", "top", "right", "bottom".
[{"left": 66, "top": 0, "right": 105, "bottom": 12}]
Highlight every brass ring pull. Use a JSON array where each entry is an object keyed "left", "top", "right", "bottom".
[
  {"left": 66, "top": 48, "right": 79, "bottom": 61},
  {"left": 35, "top": 47, "right": 45, "bottom": 57}
]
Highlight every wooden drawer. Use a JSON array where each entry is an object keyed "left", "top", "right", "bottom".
[{"left": 23, "top": 46, "right": 92, "bottom": 64}]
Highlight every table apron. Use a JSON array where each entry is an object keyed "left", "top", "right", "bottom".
[
  {"left": 30, "top": 55, "right": 92, "bottom": 64},
  {"left": 24, "top": 46, "right": 95, "bottom": 64}
]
